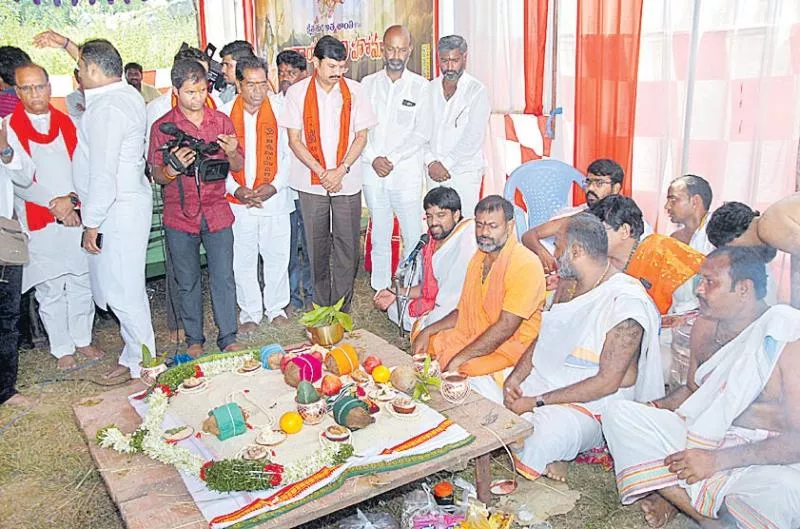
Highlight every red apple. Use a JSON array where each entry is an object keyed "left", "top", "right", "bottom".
[
  {"left": 363, "top": 355, "right": 382, "bottom": 375},
  {"left": 310, "top": 351, "right": 324, "bottom": 363},
  {"left": 320, "top": 374, "right": 343, "bottom": 396}
]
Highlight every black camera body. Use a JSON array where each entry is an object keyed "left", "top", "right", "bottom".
[
  {"left": 158, "top": 122, "right": 229, "bottom": 183},
  {"left": 178, "top": 42, "right": 227, "bottom": 93}
]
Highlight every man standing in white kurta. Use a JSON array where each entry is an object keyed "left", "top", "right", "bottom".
[
  {"left": 1, "top": 64, "right": 102, "bottom": 370},
  {"left": 72, "top": 40, "right": 155, "bottom": 379},
  {"left": 222, "top": 56, "right": 294, "bottom": 334},
  {"left": 361, "top": 25, "right": 429, "bottom": 291},
  {"left": 424, "top": 35, "right": 490, "bottom": 218}
]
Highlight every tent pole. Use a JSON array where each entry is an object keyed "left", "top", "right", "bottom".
[
  {"left": 549, "top": 0, "right": 559, "bottom": 133},
  {"left": 792, "top": 137, "right": 800, "bottom": 308}
]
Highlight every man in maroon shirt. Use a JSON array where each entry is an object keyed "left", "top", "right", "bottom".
[{"left": 149, "top": 59, "right": 244, "bottom": 357}]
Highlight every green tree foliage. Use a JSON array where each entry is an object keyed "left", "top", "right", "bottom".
[{"left": 0, "top": 0, "right": 199, "bottom": 75}]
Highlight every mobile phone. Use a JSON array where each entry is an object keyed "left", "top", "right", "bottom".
[{"left": 81, "top": 232, "right": 103, "bottom": 250}]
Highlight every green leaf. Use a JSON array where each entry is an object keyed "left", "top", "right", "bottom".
[
  {"left": 412, "top": 385, "right": 423, "bottom": 401},
  {"left": 333, "top": 297, "right": 345, "bottom": 312},
  {"left": 334, "top": 311, "right": 353, "bottom": 332},
  {"left": 141, "top": 344, "right": 152, "bottom": 366}
]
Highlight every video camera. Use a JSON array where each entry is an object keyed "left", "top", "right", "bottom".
[
  {"left": 157, "top": 122, "right": 228, "bottom": 183},
  {"left": 178, "top": 42, "right": 227, "bottom": 93}
]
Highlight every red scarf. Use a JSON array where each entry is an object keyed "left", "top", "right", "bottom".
[
  {"left": 303, "top": 75, "right": 351, "bottom": 185},
  {"left": 9, "top": 102, "right": 77, "bottom": 231},
  {"left": 408, "top": 232, "right": 438, "bottom": 318}
]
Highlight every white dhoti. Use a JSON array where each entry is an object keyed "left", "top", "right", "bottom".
[
  {"left": 605, "top": 401, "right": 800, "bottom": 529},
  {"left": 604, "top": 305, "right": 800, "bottom": 528},
  {"left": 363, "top": 182, "right": 423, "bottom": 291},
  {"left": 34, "top": 272, "right": 95, "bottom": 359},
  {"left": 231, "top": 204, "right": 291, "bottom": 323},
  {"left": 504, "top": 273, "right": 663, "bottom": 479}
]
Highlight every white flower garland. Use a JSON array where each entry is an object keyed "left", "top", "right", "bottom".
[{"left": 197, "top": 353, "right": 252, "bottom": 378}]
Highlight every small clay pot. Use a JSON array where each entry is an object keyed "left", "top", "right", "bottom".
[
  {"left": 140, "top": 363, "right": 167, "bottom": 386},
  {"left": 295, "top": 397, "right": 328, "bottom": 425},
  {"left": 440, "top": 371, "right": 470, "bottom": 404},
  {"left": 307, "top": 322, "right": 344, "bottom": 346}
]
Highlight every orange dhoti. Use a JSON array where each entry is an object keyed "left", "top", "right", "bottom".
[{"left": 429, "top": 238, "right": 546, "bottom": 376}]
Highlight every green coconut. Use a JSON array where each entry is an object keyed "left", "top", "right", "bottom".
[{"left": 296, "top": 381, "right": 321, "bottom": 404}]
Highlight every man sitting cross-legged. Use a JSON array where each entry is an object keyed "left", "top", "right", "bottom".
[
  {"left": 498, "top": 213, "right": 663, "bottom": 482},
  {"left": 373, "top": 186, "right": 476, "bottom": 333},
  {"left": 603, "top": 246, "right": 800, "bottom": 529},
  {"left": 412, "top": 195, "right": 546, "bottom": 381}
]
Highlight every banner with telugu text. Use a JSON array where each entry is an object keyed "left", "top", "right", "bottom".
[{"left": 254, "top": 0, "right": 435, "bottom": 82}]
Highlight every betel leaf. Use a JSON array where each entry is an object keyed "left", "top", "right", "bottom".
[{"left": 334, "top": 311, "right": 353, "bottom": 332}]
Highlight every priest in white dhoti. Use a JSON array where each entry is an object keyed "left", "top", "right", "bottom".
[
  {"left": 423, "top": 35, "right": 490, "bottom": 218},
  {"left": 373, "top": 187, "right": 476, "bottom": 332},
  {"left": 222, "top": 56, "right": 294, "bottom": 333},
  {"left": 1, "top": 64, "right": 101, "bottom": 370},
  {"left": 495, "top": 213, "right": 663, "bottom": 482},
  {"left": 72, "top": 40, "right": 155, "bottom": 379},
  {"left": 361, "top": 25, "right": 429, "bottom": 291},
  {"left": 604, "top": 247, "right": 800, "bottom": 529}
]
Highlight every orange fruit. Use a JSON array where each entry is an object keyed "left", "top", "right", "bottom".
[
  {"left": 372, "top": 365, "right": 391, "bottom": 384},
  {"left": 279, "top": 411, "right": 303, "bottom": 434}
]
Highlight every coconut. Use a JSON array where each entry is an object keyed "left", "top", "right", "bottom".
[{"left": 390, "top": 364, "right": 417, "bottom": 394}]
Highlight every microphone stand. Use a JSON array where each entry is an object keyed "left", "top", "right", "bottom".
[{"left": 392, "top": 256, "right": 419, "bottom": 339}]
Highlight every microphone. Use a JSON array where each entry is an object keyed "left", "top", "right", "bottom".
[
  {"left": 159, "top": 122, "right": 182, "bottom": 136},
  {"left": 403, "top": 234, "right": 430, "bottom": 267}
]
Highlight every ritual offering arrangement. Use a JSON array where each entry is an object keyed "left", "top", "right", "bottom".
[{"left": 96, "top": 345, "right": 474, "bottom": 528}]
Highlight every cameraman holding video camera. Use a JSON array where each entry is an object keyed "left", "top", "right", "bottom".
[{"left": 148, "top": 59, "right": 244, "bottom": 357}]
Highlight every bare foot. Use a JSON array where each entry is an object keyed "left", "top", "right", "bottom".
[
  {"left": 187, "top": 344, "right": 204, "bottom": 358},
  {"left": 544, "top": 461, "right": 569, "bottom": 482},
  {"left": 238, "top": 322, "right": 258, "bottom": 336},
  {"left": 169, "top": 329, "right": 185, "bottom": 344},
  {"left": 641, "top": 494, "right": 678, "bottom": 528},
  {"left": 4, "top": 392, "right": 34, "bottom": 407},
  {"left": 57, "top": 355, "right": 77, "bottom": 370},
  {"left": 224, "top": 342, "right": 245, "bottom": 352},
  {"left": 270, "top": 315, "right": 289, "bottom": 326},
  {"left": 76, "top": 344, "right": 105, "bottom": 360},
  {"left": 102, "top": 365, "right": 130, "bottom": 380}
]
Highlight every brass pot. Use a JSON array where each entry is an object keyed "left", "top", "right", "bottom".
[{"left": 307, "top": 322, "right": 344, "bottom": 346}]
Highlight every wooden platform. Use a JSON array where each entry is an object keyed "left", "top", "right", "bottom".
[{"left": 73, "top": 330, "right": 532, "bottom": 529}]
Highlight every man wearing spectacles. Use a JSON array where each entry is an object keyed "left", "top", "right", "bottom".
[
  {"left": 221, "top": 56, "right": 294, "bottom": 335},
  {"left": 522, "top": 158, "right": 652, "bottom": 277}
]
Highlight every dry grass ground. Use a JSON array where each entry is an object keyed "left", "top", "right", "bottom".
[{"left": 0, "top": 269, "right": 696, "bottom": 529}]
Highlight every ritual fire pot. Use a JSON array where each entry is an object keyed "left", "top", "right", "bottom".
[
  {"left": 307, "top": 322, "right": 344, "bottom": 347},
  {"left": 440, "top": 371, "right": 470, "bottom": 404}
]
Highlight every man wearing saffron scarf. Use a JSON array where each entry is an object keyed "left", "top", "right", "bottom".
[
  {"left": 590, "top": 196, "right": 705, "bottom": 316},
  {"left": 1, "top": 64, "right": 103, "bottom": 371},
  {"left": 413, "top": 195, "right": 546, "bottom": 382},
  {"left": 373, "top": 187, "right": 476, "bottom": 332},
  {"left": 222, "top": 56, "right": 293, "bottom": 334},
  {"left": 279, "top": 35, "right": 377, "bottom": 312}
]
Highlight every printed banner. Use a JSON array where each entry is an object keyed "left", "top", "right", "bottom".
[{"left": 254, "top": 0, "right": 435, "bottom": 82}]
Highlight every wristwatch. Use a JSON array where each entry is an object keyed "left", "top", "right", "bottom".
[
  {"left": 534, "top": 395, "right": 546, "bottom": 408},
  {"left": 0, "top": 146, "right": 12, "bottom": 159},
  {"left": 342, "top": 162, "right": 350, "bottom": 174}
]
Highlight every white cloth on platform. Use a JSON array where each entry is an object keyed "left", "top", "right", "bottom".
[
  {"left": 73, "top": 81, "right": 155, "bottom": 378},
  {"left": 361, "top": 68, "right": 429, "bottom": 290},
  {"left": 2, "top": 111, "right": 94, "bottom": 359},
  {"left": 423, "top": 72, "right": 490, "bottom": 216},
  {"left": 484, "top": 273, "right": 663, "bottom": 479},
  {"left": 604, "top": 305, "right": 800, "bottom": 528},
  {"left": 388, "top": 218, "right": 477, "bottom": 332},
  {"left": 221, "top": 95, "right": 294, "bottom": 324}
]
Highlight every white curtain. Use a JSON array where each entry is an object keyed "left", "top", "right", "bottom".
[{"left": 631, "top": 0, "right": 800, "bottom": 301}]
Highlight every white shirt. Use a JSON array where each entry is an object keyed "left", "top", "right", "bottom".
[
  {"left": 0, "top": 119, "right": 32, "bottom": 219},
  {"left": 278, "top": 76, "right": 378, "bottom": 196},
  {"left": 360, "top": 68, "right": 430, "bottom": 190},
  {"left": 65, "top": 90, "right": 85, "bottom": 123},
  {"left": 2, "top": 111, "right": 87, "bottom": 290},
  {"left": 688, "top": 215, "right": 715, "bottom": 255},
  {"left": 221, "top": 94, "right": 294, "bottom": 216},
  {"left": 424, "top": 72, "right": 490, "bottom": 176}
]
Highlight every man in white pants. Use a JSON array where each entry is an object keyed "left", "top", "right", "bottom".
[
  {"left": 424, "top": 35, "right": 490, "bottom": 217},
  {"left": 222, "top": 56, "right": 293, "bottom": 334},
  {"left": 72, "top": 39, "right": 156, "bottom": 379},
  {"left": 1, "top": 64, "right": 102, "bottom": 370},
  {"left": 361, "top": 25, "right": 429, "bottom": 291}
]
